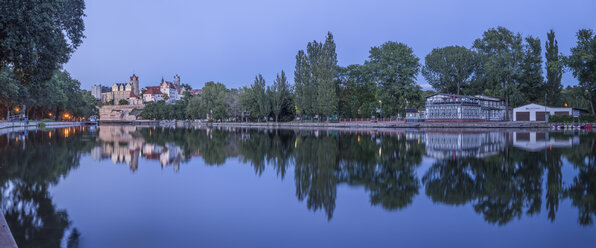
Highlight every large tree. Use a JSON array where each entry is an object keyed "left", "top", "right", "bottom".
[
  {"left": 473, "top": 27, "right": 525, "bottom": 119},
  {"left": 567, "top": 29, "right": 596, "bottom": 114},
  {"left": 271, "top": 70, "right": 291, "bottom": 122},
  {"left": 293, "top": 50, "right": 311, "bottom": 117},
  {"left": 199, "top": 81, "right": 230, "bottom": 120},
  {"left": 365, "top": 41, "right": 421, "bottom": 117},
  {"left": 519, "top": 36, "right": 544, "bottom": 103},
  {"left": 0, "top": 0, "right": 86, "bottom": 85},
  {"left": 337, "top": 64, "right": 377, "bottom": 118},
  {"left": 251, "top": 74, "right": 270, "bottom": 121},
  {"left": 421, "top": 46, "right": 476, "bottom": 95},
  {"left": 317, "top": 32, "right": 338, "bottom": 120},
  {"left": 544, "top": 30, "right": 563, "bottom": 106},
  {"left": 293, "top": 32, "right": 338, "bottom": 120}
]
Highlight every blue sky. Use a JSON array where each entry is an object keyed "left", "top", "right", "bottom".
[{"left": 64, "top": 0, "right": 596, "bottom": 91}]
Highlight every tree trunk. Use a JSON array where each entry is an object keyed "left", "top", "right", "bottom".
[
  {"left": 275, "top": 115, "right": 278, "bottom": 123},
  {"left": 588, "top": 92, "right": 595, "bottom": 114},
  {"left": 505, "top": 96, "right": 510, "bottom": 121}
]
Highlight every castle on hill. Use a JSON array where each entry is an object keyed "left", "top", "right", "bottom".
[{"left": 92, "top": 74, "right": 200, "bottom": 105}]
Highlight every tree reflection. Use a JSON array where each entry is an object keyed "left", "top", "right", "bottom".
[
  {"left": 2, "top": 126, "right": 596, "bottom": 227},
  {"left": 0, "top": 128, "right": 94, "bottom": 247}
]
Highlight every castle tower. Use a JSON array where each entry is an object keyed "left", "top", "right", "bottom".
[
  {"left": 174, "top": 74, "right": 180, "bottom": 89},
  {"left": 130, "top": 74, "right": 139, "bottom": 96}
]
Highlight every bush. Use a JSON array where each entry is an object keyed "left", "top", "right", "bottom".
[
  {"left": 549, "top": 114, "right": 596, "bottom": 123},
  {"left": 119, "top": 99, "right": 129, "bottom": 105}
]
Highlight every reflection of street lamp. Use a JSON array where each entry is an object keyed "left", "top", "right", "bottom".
[{"left": 564, "top": 103, "right": 568, "bottom": 108}]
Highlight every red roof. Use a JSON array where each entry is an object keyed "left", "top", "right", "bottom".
[
  {"left": 144, "top": 87, "right": 162, "bottom": 95},
  {"left": 189, "top": 89, "right": 202, "bottom": 95},
  {"left": 160, "top": 81, "right": 176, "bottom": 89},
  {"left": 129, "top": 92, "right": 137, "bottom": 98}
]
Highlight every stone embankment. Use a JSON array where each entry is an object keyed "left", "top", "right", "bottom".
[
  {"left": 98, "top": 105, "right": 144, "bottom": 122},
  {"left": 0, "top": 121, "right": 88, "bottom": 135}
]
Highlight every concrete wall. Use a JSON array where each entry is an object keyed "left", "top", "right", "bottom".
[{"left": 99, "top": 105, "right": 145, "bottom": 122}]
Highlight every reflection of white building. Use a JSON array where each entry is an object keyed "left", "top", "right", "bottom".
[
  {"left": 91, "top": 126, "right": 189, "bottom": 172},
  {"left": 512, "top": 132, "right": 578, "bottom": 151},
  {"left": 424, "top": 131, "right": 506, "bottom": 159}
]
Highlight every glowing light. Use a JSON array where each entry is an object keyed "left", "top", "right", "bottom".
[
  {"left": 15, "top": 108, "right": 20, "bottom": 112},
  {"left": 48, "top": 113, "right": 53, "bottom": 117}
]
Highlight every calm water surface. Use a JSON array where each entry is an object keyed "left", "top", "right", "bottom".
[{"left": 0, "top": 126, "right": 595, "bottom": 248}]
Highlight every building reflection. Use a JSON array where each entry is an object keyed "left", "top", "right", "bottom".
[
  {"left": 512, "top": 131, "right": 579, "bottom": 151},
  {"left": 91, "top": 126, "right": 195, "bottom": 172},
  {"left": 3, "top": 126, "right": 594, "bottom": 229}
]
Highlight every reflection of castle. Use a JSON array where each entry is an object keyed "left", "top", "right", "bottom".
[
  {"left": 423, "top": 131, "right": 506, "bottom": 159},
  {"left": 512, "top": 132, "right": 578, "bottom": 152},
  {"left": 91, "top": 126, "right": 191, "bottom": 172}
]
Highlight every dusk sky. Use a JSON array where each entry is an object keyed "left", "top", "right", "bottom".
[{"left": 64, "top": 0, "right": 596, "bottom": 91}]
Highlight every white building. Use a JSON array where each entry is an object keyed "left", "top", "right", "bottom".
[
  {"left": 513, "top": 103, "right": 584, "bottom": 121},
  {"left": 425, "top": 93, "right": 506, "bottom": 121},
  {"left": 142, "top": 86, "right": 164, "bottom": 102}
]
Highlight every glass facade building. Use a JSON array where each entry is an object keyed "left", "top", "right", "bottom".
[{"left": 425, "top": 93, "right": 506, "bottom": 121}]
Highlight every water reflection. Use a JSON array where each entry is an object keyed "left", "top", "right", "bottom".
[
  {"left": 0, "top": 127, "right": 93, "bottom": 247},
  {"left": 1, "top": 126, "right": 595, "bottom": 246}
]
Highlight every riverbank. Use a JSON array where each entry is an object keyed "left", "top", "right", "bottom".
[
  {"left": 99, "top": 119, "right": 595, "bottom": 130},
  {"left": 0, "top": 121, "right": 89, "bottom": 136},
  {"left": 194, "top": 121, "right": 556, "bottom": 129}
]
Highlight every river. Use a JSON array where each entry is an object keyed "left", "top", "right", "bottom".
[{"left": 0, "top": 126, "right": 594, "bottom": 247}]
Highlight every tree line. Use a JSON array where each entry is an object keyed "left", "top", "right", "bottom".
[
  {"left": 140, "top": 27, "right": 595, "bottom": 122},
  {"left": 0, "top": 68, "right": 97, "bottom": 120},
  {"left": 129, "top": 127, "right": 596, "bottom": 224},
  {"left": 422, "top": 27, "right": 596, "bottom": 114}
]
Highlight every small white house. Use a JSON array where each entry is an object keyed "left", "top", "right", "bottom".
[{"left": 513, "top": 103, "right": 581, "bottom": 121}]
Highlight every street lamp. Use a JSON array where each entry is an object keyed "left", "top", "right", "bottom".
[{"left": 378, "top": 100, "right": 382, "bottom": 121}]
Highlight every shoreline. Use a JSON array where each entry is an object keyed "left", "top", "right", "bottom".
[
  {"left": 99, "top": 120, "right": 585, "bottom": 129},
  {"left": 0, "top": 122, "right": 89, "bottom": 136}
]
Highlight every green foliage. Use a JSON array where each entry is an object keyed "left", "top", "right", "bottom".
[
  {"left": 293, "top": 32, "right": 339, "bottom": 119},
  {"left": 545, "top": 30, "right": 563, "bottom": 105},
  {"left": 198, "top": 81, "right": 230, "bottom": 120},
  {"left": 561, "top": 85, "right": 592, "bottom": 111},
  {"left": 337, "top": 64, "right": 377, "bottom": 118},
  {"left": 567, "top": 29, "right": 596, "bottom": 114},
  {"left": 118, "top": 99, "right": 129, "bottom": 105},
  {"left": 365, "top": 41, "right": 421, "bottom": 117},
  {"left": 140, "top": 100, "right": 187, "bottom": 120},
  {"left": 271, "top": 70, "right": 292, "bottom": 122},
  {"left": 250, "top": 74, "right": 270, "bottom": 121},
  {"left": 0, "top": 69, "right": 97, "bottom": 120},
  {"left": 473, "top": 27, "right": 525, "bottom": 110},
  {"left": 422, "top": 46, "right": 476, "bottom": 95},
  {"left": 0, "top": 0, "right": 86, "bottom": 85},
  {"left": 519, "top": 36, "right": 544, "bottom": 103}
]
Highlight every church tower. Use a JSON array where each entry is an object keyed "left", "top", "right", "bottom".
[
  {"left": 174, "top": 74, "right": 181, "bottom": 89},
  {"left": 130, "top": 74, "right": 139, "bottom": 96}
]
